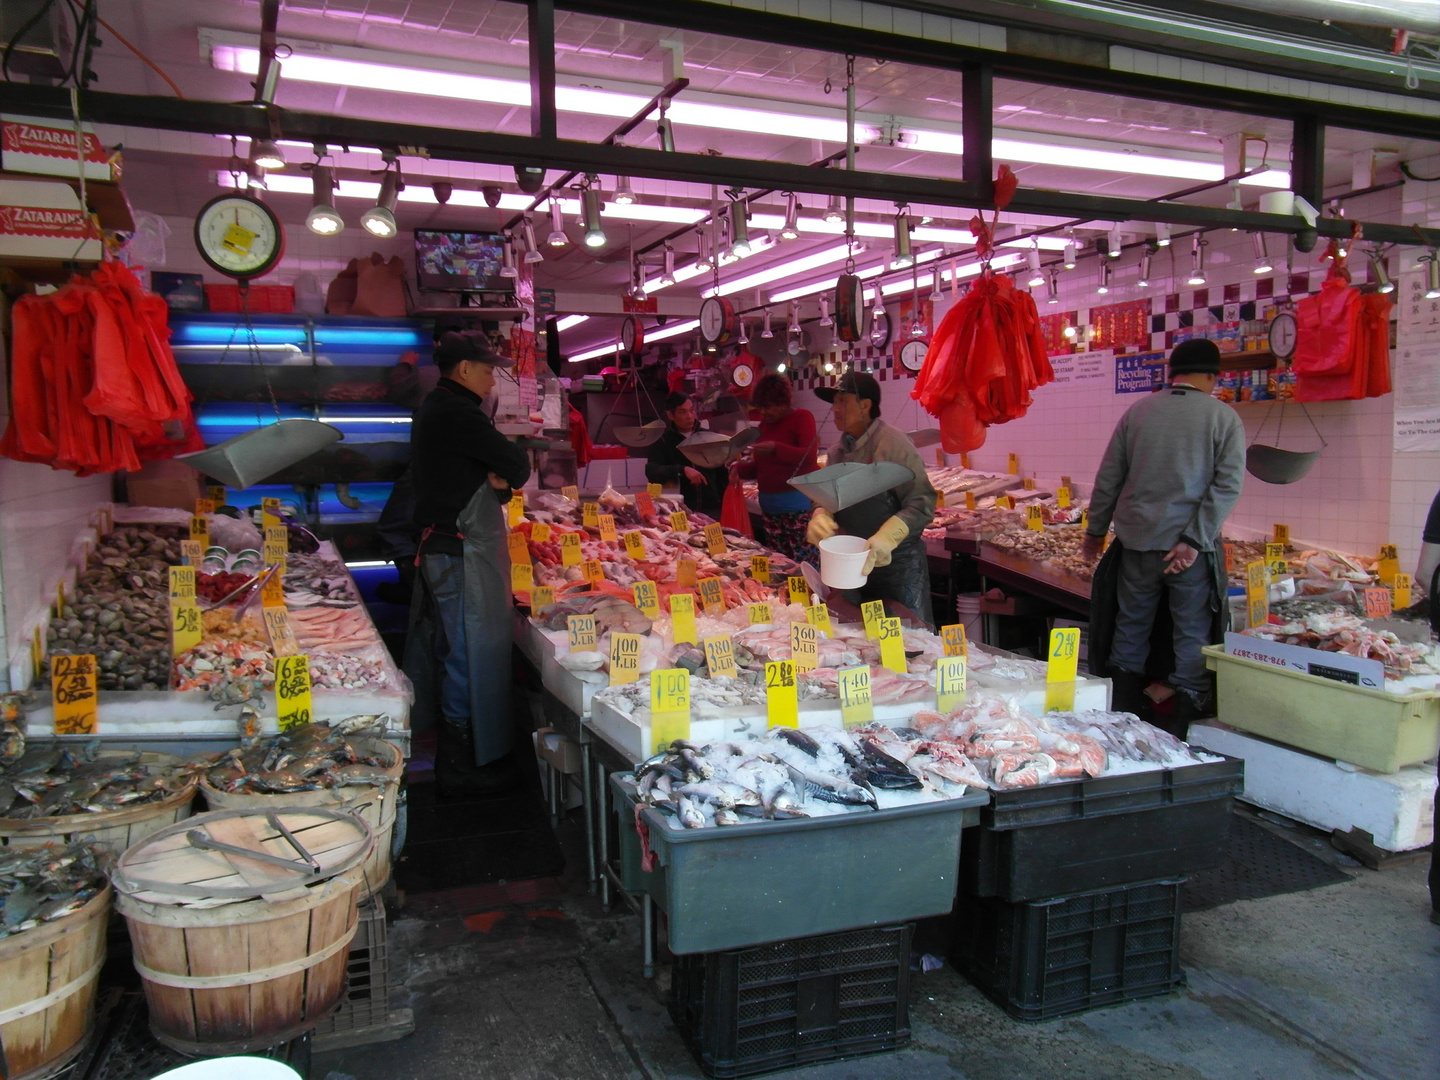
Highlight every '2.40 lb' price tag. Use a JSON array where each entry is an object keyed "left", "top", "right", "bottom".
[{"left": 51, "top": 653, "right": 98, "bottom": 735}]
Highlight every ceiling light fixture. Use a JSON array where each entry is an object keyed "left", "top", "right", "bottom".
[
  {"left": 1155, "top": 223, "right": 1171, "bottom": 247},
  {"left": 305, "top": 164, "right": 344, "bottom": 235},
  {"left": 554, "top": 314, "right": 589, "bottom": 331},
  {"left": 1063, "top": 240, "right": 1077, "bottom": 270},
  {"left": 780, "top": 192, "right": 801, "bottom": 241},
  {"left": 695, "top": 231, "right": 713, "bottom": 273},
  {"left": 613, "top": 175, "right": 636, "bottom": 205},
  {"left": 930, "top": 265, "right": 943, "bottom": 302},
  {"left": 1026, "top": 244, "right": 1045, "bottom": 288},
  {"left": 819, "top": 295, "right": 833, "bottom": 327},
  {"left": 360, "top": 159, "right": 402, "bottom": 238},
  {"left": 1251, "top": 232, "right": 1274, "bottom": 275},
  {"left": 892, "top": 208, "right": 914, "bottom": 268},
  {"left": 1426, "top": 252, "right": 1440, "bottom": 299},
  {"left": 251, "top": 138, "right": 286, "bottom": 170},
  {"left": 522, "top": 217, "right": 544, "bottom": 263},
  {"left": 1107, "top": 227, "right": 1123, "bottom": 258},
  {"left": 1096, "top": 261, "right": 1111, "bottom": 295},
  {"left": 1046, "top": 268, "right": 1060, "bottom": 305},
  {"left": 823, "top": 194, "right": 845, "bottom": 225},
  {"left": 1137, "top": 251, "right": 1152, "bottom": 288},
  {"left": 1187, "top": 236, "right": 1208, "bottom": 286},
  {"left": 1368, "top": 247, "right": 1394, "bottom": 294},
  {"left": 728, "top": 196, "right": 752, "bottom": 258},
  {"left": 499, "top": 237, "right": 518, "bottom": 278},
  {"left": 705, "top": 243, "right": 856, "bottom": 299},
  {"left": 581, "top": 180, "right": 606, "bottom": 248},
  {"left": 759, "top": 308, "right": 773, "bottom": 338},
  {"left": 547, "top": 199, "right": 568, "bottom": 247},
  {"left": 245, "top": 160, "right": 268, "bottom": 191},
  {"left": 659, "top": 244, "right": 676, "bottom": 286},
  {"left": 787, "top": 303, "right": 800, "bottom": 335}
]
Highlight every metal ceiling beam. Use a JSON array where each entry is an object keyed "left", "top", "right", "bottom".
[
  {"left": 557, "top": 0, "right": 1440, "bottom": 142},
  {"left": 961, "top": 63, "right": 993, "bottom": 205},
  {"left": 528, "top": 0, "right": 557, "bottom": 142},
  {"left": 10, "top": 84, "right": 1440, "bottom": 247},
  {"left": 1292, "top": 115, "right": 1326, "bottom": 211}
]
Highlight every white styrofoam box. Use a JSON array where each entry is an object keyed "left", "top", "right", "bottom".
[{"left": 1190, "top": 723, "right": 1436, "bottom": 852}]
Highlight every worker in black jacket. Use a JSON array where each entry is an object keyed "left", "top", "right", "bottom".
[
  {"left": 644, "top": 392, "right": 727, "bottom": 516},
  {"left": 405, "top": 332, "right": 531, "bottom": 796}
]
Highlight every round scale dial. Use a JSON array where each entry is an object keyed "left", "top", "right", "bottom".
[
  {"left": 699, "top": 297, "right": 735, "bottom": 344},
  {"left": 194, "top": 194, "right": 286, "bottom": 280},
  {"left": 899, "top": 338, "right": 928, "bottom": 372},
  {"left": 870, "top": 310, "right": 892, "bottom": 351},
  {"left": 1268, "top": 310, "right": 1297, "bottom": 360},
  {"left": 732, "top": 362, "right": 754, "bottom": 387},
  {"left": 620, "top": 315, "right": 644, "bottom": 355}
]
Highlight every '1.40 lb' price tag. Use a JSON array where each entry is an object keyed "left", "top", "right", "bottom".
[
  {"left": 649, "top": 668, "right": 691, "bottom": 754},
  {"left": 609, "top": 632, "right": 642, "bottom": 685},
  {"left": 598, "top": 514, "right": 618, "bottom": 542},
  {"left": 51, "top": 653, "right": 98, "bottom": 735},
  {"left": 837, "top": 665, "right": 873, "bottom": 728},
  {"left": 274, "top": 655, "right": 313, "bottom": 732},
  {"left": 765, "top": 660, "right": 798, "bottom": 728}
]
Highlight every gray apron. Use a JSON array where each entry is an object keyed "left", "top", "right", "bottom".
[
  {"left": 403, "top": 483, "right": 514, "bottom": 764},
  {"left": 834, "top": 489, "right": 934, "bottom": 627}
]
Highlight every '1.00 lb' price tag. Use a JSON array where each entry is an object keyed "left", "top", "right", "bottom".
[
  {"left": 837, "top": 665, "right": 874, "bottom": 728},
  {"left": 51, "top": 653, "right": 98, "bottom": 735},
  {"left": 274, "top": 655, "right": 313, "bottom": 732},
  {"left": 936, "top": 655, "right": 967, "bottom": 714},
  {"left": 765, "top": 660, "right": 798, "bottom": 728},
  {"left": 704, "top": 523, "right": 726, "bottom": 555},
  {"left": 650, "top": 668, "right": 691, "bottom": 753},
  {"left": 704, "top": 636, "right": 738, "bottom": 679},
  {"left": 567, "top": 615, "right": 597, "bottom": 651},
  {"left": 609, "top": 632, "right": 642, "bottom": 685}
]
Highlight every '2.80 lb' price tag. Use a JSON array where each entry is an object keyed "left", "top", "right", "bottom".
[
  {"left": 765, "top": 660, "right": 798, "bottom": 728},
  {"left": 169, "top": 565, "right": 196, "bottom": 602},
  {"left": 51, "top": 654, "right": 98, "bottom": 735},
  {"left": 609, "top": 633, "right": 642, "bottom": 685},
  {"left": 274, "top": 655, "right": 313, "bottom": 731}
]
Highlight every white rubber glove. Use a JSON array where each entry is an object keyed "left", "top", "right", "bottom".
[{"left": 806, "top": 508, "right": 839, "bottom": 545}]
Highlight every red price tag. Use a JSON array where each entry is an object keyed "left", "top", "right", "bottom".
[{"left": 1363, "top": 587, "right": 1392, "bottom": 618}]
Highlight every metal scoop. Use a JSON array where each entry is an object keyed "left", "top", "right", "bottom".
[{"left": 179, "top": 419, "right": 343, "bottom": 490}]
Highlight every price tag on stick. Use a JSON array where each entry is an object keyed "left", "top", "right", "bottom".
[
  {"left": 609, "top": 632, "right": 642, "bottom": 685},
  {"left": 704, "top": 523, "right": 726, "bottom": 555},
  {"left": 1273, "top": 523, "right": 1289, "bottom": 546},
  {"left": 677, "top": 559, "right": 697, "bottom": 587},
  {"left": 582, "top": 502, "right": 600, "bottom": 528},
  {"left": 936, "top": 655, "right": 967, "bottom": 714},
  {"left": 582, "top": 558, "right": 606, "bottom": 584},
  {"left": 632, "top": 580, "right": 660, "bottom": 618},
  {"left": 807, "top": 603, "right": 833, "bottom": 636},
  {"left": 511, "top": 562, "right": 534, "bottom": 592},
  {"left": 190, "top": 515, "right": 211, "bottom": 550},
  {"left": 748, "top": 603, "right": 772, "bottom": 625},
  {"left": 508, "top": 489, "right": 525, "bottom": 527},
  {"left": 1026, "top": 505, "right": 1044, "bottom": 532},
  {"left": 624, "top": 531, "right": 647, "bottom": 559},
  {"left": 703, "top": 636, "right": 739, "bottom": 679},
  {"left": 788, "top": 576, "right": 809, "bottom": 606},
  {"left": 837, "top": 665, "right": 874, "bottom": 728},
  {"left": 261, "top": 566, "right": 286, "bottom": 608},
  {"left": 635, "top": 492, "right": 656, "bottom": 518},
  {"left": 51, "top": 654, "right": 98, "bottom": 735},
  {"left": 1056, "top": 487, "right": 1071, "bottom": 509},
  {"left": 207, "top": 485, "right": 226, "bottom": 506},
  {"left": 263, "top": 607, "right": 300, "bottom": 656},
  {"left": 274, "top": 655, "right": 313, "bottom": 732},
  {"left": 567, "top": 615, "right": 597, "bottom": 651},
  {"left": 531, "top": 585, "right": 555, "bottom": 613},
  {"left": 559, "top": 532, "right": 582, "bottom": 567},
  {"left": 598, "top": 514, "right": 618, "bottom": 542},
  {"left": 1363, "top": 587, "right": 1393, "bottom": 618},
  {"left": 670, "top": 594, "right": 697, "bottom": 645},
  {"left": 790, "top": 623, "right": 818, "bottom": 673},
  {"left": 861, "top": 600, "right": 885, "bottom": 640},
  {"left": 1265, "top": 543, "right": 1287, "bottom": 582},
  {"left": 697, "top": 576, "right": 725, "bottom": 614},
  {"left": 878, "top": 617, "right": 907, "bottom": 674},
  {"left": 1393, "top": 573, "right": 1412, "bottom": 610},
  {"left": 765, "top": 660, "right": 798, "bottom": 728},
  {"left": 531, "top": 522, "right": 552, "bottom": 543},
  {"left": 170, "top": 600, "right": 203, "bottom": 657},
  {"left": 1377, "top": 544, "right": 1399, "bottom": 585},
  {"left": 649, "top": 668, "right": 692, "bottom": 754},
  {"left": 561, "top": 485, "right": 579, "bottom": 503},
  {"left": 670, "top": 511, "right": 690, "bottom": 533},
  {"left": 508, "top": 531, "right": 531, "bottom": 564},
  {"left": 941, "top": 623, "right": 968, "bottom": 658},
  {"left": 647, "top": 483, "right": 662, "bottom": 498},
  {"left": 750, "top": 555, "right": 770, "bottom": 584},
  {"left": 261, "top": 497, "right": 281, "bottom": 530},
  {"left": 1246, "top": 560, "right": 1269, "bottom": 628},
  {"left": 1045, "top": 626, "right": 1080, "bottom": 712},
  {"left": 168, "top": 566, "right": 196, "bottom": 602},
  {"left": 180, "top": 540, "right": 203, "bottom": 567}
]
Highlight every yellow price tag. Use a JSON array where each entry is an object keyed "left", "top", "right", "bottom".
[
  {"left": 704, "top": 523, "right": 726, "bottom": 555},
  {"left": 807, "top": 603, "right": 833, "bottom": 636},
  {"left": 1008, "top": 452, "right": 1020, "bottom": 475},
  {"left": 508, "top": 490, "right": 525, "bottom": 528},
  {"left": 1246, "top": 560, "right": 1269, "bottom": 628},
  {"left": 1273, "top": 523, "right": 1289, "bottom": 546},
  {"left": 582, "top": 502, "right": 599, "bottom": 528},
  {"left": 1394, "top": 572, "right": 1412, "bottom": 610},
  {"left": 765, "top": 660, "right": 798, "bottom": 728},
  {"left": 1026, "top": 505, "right": 1044, "bottom": 532},
  {"left": 936, "top": 655, "right": 967, "bottom": 714},
  {"left": 531, "top": 521, "right": 552, "bottom": 543},
  {"left": 1377, "top": 544, "right": 1399, "bottom": 585},
  {"left": 635, "top": 492, "right": 656, "bottom": 518},
  {"left": 263, "top": 606, "right": 300, "bottom": 656},
  {"left": 837, "top": 665, "right": 874, "bottom": 728},
  {"left": 263, "top": 541, "right": 288, "bottom": 569},
  {"left": 265, "top": 524, "right": 289, "bottom": 551},
  {"left": 750, "top": 555, "right": 770, "bottom": 584},
  {"left": 207, "top": 485, "right": 226, "bottom": 506},
  {"left": 508, "top": 531, "right": 531, "bottom": 564},
  {"left": 261, "top": 497, "right": 281, "bottom": 530},
  {"left": 861, "top": 600, "right": 885, "bottom": 640},
  {"left": 632, "top": 580, "right": 660, "bottom": 618},
  {"left": 704, "top": 635, "right": 739, "bottom": 679},
  {"left": 788, "top": 576, "right": 809, "bottom": 606},
  {"left": 512, "top": 562, "right": 535, "bottom": 592},
  {"left": 650, "top": 668, "right": 692, "bottom": 753},
  {"left": 677, "top": 559, "right": 697, "bottom": 587},
  {"left": 180, "top": 540, "right": 204, "bottom": 566},
  {"left": 531, "top": 585, "right": 555, "bottom": 613},
  {"left": 1056, "top": 486, "right": 1071, "bottom": 509},
  {"left": 582, "top": 558, "right": 606, "bottom": 584},
  {"left": 670, "top": 593, "right": 697, "bottom": 645},
  {"left": 941, "top": 623, "right": 968, "bottom": 658},
  {"left": 878, "top": 617, "right": 907, "bottom": 674},
  {"left": 995, "top": 495, "right": 1014, "bottom": 511},
  {"left": 221, "top": 222, "right": 257, "bottom": 254},
  {"left": 936, "top": 491, "right": 946, "bottom": 510},
  {"left": 624, "top": 531, "right": 647, "bottom": 559},
  {"left": 168, "top": 565, "right": 196, "bottom": 602},
  {"left": 55, "top": 580, "right": 66, "bottom": 618},
  {"left": 567, "top": 614, "right": 597, "bottom": 651},
  {"left": 1047, "top": 627, "right": 1080, "bottom": 683},
  {"left": 598, "top": 514, "right": 618, "bottom": 542},
  {"left": 1081, "top": 507, "right": 1089, "bottom": 531},
  {"left": 50, "top": 654, "right": 98, "bottom": 735},
  {"left": 748, "top": 603, "right": 772, "bottom": 625},
  {"left": 697, "top": 576, "right": 725, "bottom": 614},
  {"left": 31, "top": 627, "right": 42, "bottom": 685},
  {"left": 790, "top": 622, "right": 818, "bottom": 673},
  {"left": 1265, "top": 542, "right": 1287, "bottom": 582},
  {"left": 960, "top": 452, "right": 971, "bottom": 469},
  {"left": 195, "top": 499, "right": 215, "bottom": 517},
  {"left": 261, "top": 568, "right": 286, "bottom": 609},
  {"left": 1023, "top": 477, "right": 1036, "bottom": 491},
  {"left": 274, "top": 655, "right": 313, "bottom": 731},
  {"left": 965, "top": 491, "right": 976, "bottom": 511},
  {"left": 670, "top": 511, "right": 690, "bottom": 533},
  {"left": 170, "top": 600, "right": 203, "bottom": 657},
  {"left": 647, "top": 483, "right": 662, "bottom": 498},
  {"left": 560, "top": 484, "right": 579, "bottom": 502},
  {"left": 608, "top": 632, "right": 642, "bottom": 685},
  {"left": 559, "top": 532, "right": 583, "bottom": 567}
]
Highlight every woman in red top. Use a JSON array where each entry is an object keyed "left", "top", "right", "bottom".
[{"left": 734, "top": 374, "right": 820, "bottom": 564}]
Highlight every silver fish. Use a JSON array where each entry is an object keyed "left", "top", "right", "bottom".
[{"left": 675, "top": 795, "right": 706, "bottom": 829}]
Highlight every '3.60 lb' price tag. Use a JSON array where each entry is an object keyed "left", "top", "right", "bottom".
[{"left": 274, "top": 655, "right": 313, "bottom": 732}]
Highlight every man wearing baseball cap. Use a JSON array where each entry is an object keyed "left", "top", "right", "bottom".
[
  {"left": 809, "top": 371, "right": 938, "bottom": 625},
  {"left": 407, "top": 331, "right": 531, "bottom": 796},
  {"left": 1083, "top": 339, "right": 1245, "bottom": 732}
]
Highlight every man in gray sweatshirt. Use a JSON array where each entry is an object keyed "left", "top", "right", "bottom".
[{"left": 1082, "top": 339, "right": 1245, "bottom": 727}]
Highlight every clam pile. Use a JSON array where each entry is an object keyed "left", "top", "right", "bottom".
[{"left": 45, "top": 525, "right": 186, "bottom": 692}]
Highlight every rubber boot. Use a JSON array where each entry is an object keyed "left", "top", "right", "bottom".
[
  {"left": 1109, "top": 668, "right": 1154, "bottom": 723},
  {"left": 1168, "top": 687, "right": 1216, "bottom": 741},
  {"left": 435, "top": 721, "right": 517, "bottom": 799}
]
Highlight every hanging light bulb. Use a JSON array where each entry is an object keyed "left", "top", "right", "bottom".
[
  {"left": 695, "top": 231, "right": 713, "bottom": 272},
  {"left": 251, "top": 138, "right": 286, "bottom": 170},
  {"left": 522, "top": 217, "right": 544, "bottom": 264},
  {"left": 582, "top": 183, "right": 606, "bottom": 248},
  {"left": 1096, "top": 261, "right": 1111, "bottom": 295},
  {"left": 245, "top": 159, "right": 268, "bottom": 191},
  {"left": 659, "top": 244, "right": 676, "bottom": 286},
  {"left": 1137, "top": 251, "right": 1153, "bottom": 288},
  {"left": 892, "top": 209, "right": 913, "bottom": 268},
  {"left": 1026, "top": 245, "right": 1045, "bottom": 288},
  {"left": 819, "top": 295, "right": 833, "bottom": 327},
  {"left": 776, "top": 362, "right": 787, "bottom": 373},
  {"left": 823, "top": 360, "right": 835, "bottom": 374},
  {"left": 1186, "top": 236, "right": 1208, "bottom": 286},
  {"left": 737, "top": 318, "right": 749, "bottom": 345},
  {"left": 729, "top": 200, "right": 752, "bottom": 258},
  {"left": 1046, "top": 268, "right": 1060, "bottom": 305},
  {"left": 1063, "top": 241, "right": 1077, "bottom": 270},
  {"left": 613, "top": 175, "right": 636, "bottom": 205},
  {"left": 1155, "top": 222, "right": 1171, "bottom": 247},
  {"left": 1107, "top": 227, "right": 1123, "bottom": 258},
  {"left": 823, "top": 194, "right": 845, "bottom": 225},
  {"left": 1252, "top": 232, "right": 1274, "bottom": 275},
  {"left": 761, "top": 308, "right": 774, "bottom": 338},
  {"left": 1368, "top": 247, "right": 1394, "bottom": 294},
  {"left": 871, "top": 288, "right": 886, "bottom": 321},
  {"left": 499, "top": 237, "right": 518, "bottom": 278},
  {"left": 546, "top": 199, "right": 568, "bottom": 247},
  {"left": 780, "top": 192, "right": 801, "bottom": 241},
  {"left": 361, "top": 162, "right": 402, "bottom": 238},
  {"left": 1425, "top": 252, "right": 1440, "bottom": 299},
  {"left": 657, "top": 111, "right": 675, "bottom": 153},
  {"left": 305, "top": 164, "right": 343, "bottom": 235},
  {"left": 930, "top": 266, "right": 943, "bottom": 303},
  {"left": 787, "top": 304, "right": 801, "bottom": 341}
]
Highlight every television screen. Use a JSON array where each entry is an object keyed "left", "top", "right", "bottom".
[{"left": 414, "top": 230, "right": 511, "bottom": 293}]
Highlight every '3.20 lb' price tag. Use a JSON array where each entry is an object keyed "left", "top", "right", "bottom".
[{"left": 274, "top": 655, "right": 313, "bottom": 732}]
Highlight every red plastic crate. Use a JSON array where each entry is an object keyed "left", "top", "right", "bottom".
[
  {"left": 589, "top": 444, "right": 629, "bottom": 459},
  {"left": 204, "top": 283, "right": 295, "bottom": 314}
]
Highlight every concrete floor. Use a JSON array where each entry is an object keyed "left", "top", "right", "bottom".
[{"left": 314, "top": 811, "right": 1440, "bottom": 1080}]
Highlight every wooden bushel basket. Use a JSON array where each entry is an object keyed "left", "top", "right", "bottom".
[
  {"left": 114, "top": 807, "right": 372, "bottom": 1055},
  {"left": 0, "top": 885, "right": 110, "bottom": 1080}
]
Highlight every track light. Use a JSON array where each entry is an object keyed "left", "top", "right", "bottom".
[
  {"left": 1425, "top": 252, "right": 1440, "bottom": 299},
  {"left": 522, "top": 218, "right": 544, "bottom": 263},
  {"left": 1137, "top": 251, "right": 1152, "bottom": 288},
  {"left": 546, "top": 200, "right": 568, "bottom": 247},
  {"left": 871, "top": 289, "right": 886, "bottom": 321},
  {"left": 305, "top": 164, "right": 343, "bottom": 235},
  {"left": 245, "top": 160, "right": 268, "bottom": 191},
  {"left": 1026, "top": 245, "right": 1045, "bottom": 288},
  {"left": 1107, "top": 227, "right": 1123, "bottom": 258},
  {"left": 823, "top": 195, "right": 844, "bottom": 225},
  {"left": 1063, "top": 241, "right": 1077, "bottom": 270},
  {"left": 1155, "top": 223, "right": 1171, "bottom": 247},
  {"left": 361, "top": 162, "right": 401, "bottom": 238},
  {"left": 1368, "top": 247, "right": 1393, "bottom": 294},
  {"left": 819, "top": 295, "right": 833, "bottom": 327},
  {"left": 931, "top": 266, "right": 943, "bottom": 303},
  {"left": 787, "top": 303, "right": 800, "bottom": 335},
  {"left": 613, "top": 176, "right": 636, "bottom": 205},
  {"left": 780, "top": 192, "right": 801, "bottom": 241},
  {"left": 1187, "top": 236, "right": 1207, "bottom": 286},
  {"left": 657, "top": 112, "right": 675, "bottom": 153},
  {"left": 659, "top": 244, "right": 676, "bottom": 286},
  {"left": 695, "top": 231, "right": 713, "bottom": 273},
  {"left": 1251, "top": 232, "right": 1273, "bottom": 275},
  {"left": 728, "top": 200, "right": 751, "bottom": 258},
  {"left": 761, "top": 308, "right": 774, "bottom": 338},
  {"left": 582, "top": 184, "right": 606, "bottom": 248},
  {"left": 1096, "top": 261, "right": 1111, "bottom": 295},
  {"left": 499, "top": 237, "right": 518, "bottom": 278},
  {"left": 251, "top": 138, "right": 285, "bottom": 170},
  {"left": 776, "top": 362, "right": 786, "bottom": 374},
  {"left": 737, "top": 318, "right": 749, "bottom": 345},
  {"left": 1046, "top": 268, "right": 1060, "bottom": 305},
  {"left": 892, "top": 209, "right": 913, "bottom": 268}
]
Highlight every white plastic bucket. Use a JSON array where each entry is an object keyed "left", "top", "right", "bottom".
[
  {"left": 819, "top": 535, "right": 871, "bottom": 589},
  {"left": 1259, "top": 191, "right": 1294, "bottom": 216},
  {"left": 150, "top": 1058, "right": 301, "bottom": 1080},
  {"left": 956, "top": 592, "right": 984, "bottom": 646}
]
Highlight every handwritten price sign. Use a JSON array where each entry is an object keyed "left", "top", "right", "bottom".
[
  {"left": 51, "top": 654, "right": 98, "bottom": 735},
  {"left": 837, "top": 665, "right": 874, "bottom": 728},
  {"left": 274, "top": 655, "right": 313, "bottom": 731}
]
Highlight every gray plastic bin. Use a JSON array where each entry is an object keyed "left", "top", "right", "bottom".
[{"left": 614, "top": 774, "right": 988, "bottom": 954}]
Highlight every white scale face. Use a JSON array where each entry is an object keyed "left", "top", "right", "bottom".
[
  {"left": 1268, "top": 311, "right": 1297, "bottom": 360},
  {"left": 195, "top": 195, "right": 285, "bottom": 279},
  {"left": 700, "top": 298, "right": 729, "bottom": 343},
  {"left": 900, "top": 340, "right": 928, "bottom": 371}
]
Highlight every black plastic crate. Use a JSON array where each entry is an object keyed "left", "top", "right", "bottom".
[
  {"left": 670, "top": 924, "right": 912, "bottom": 1078},
  {"left": 963, "top": 754, "right": 1243, "bottom": 901},
  {"left": 953, "top": 878, "right": 1185, "bottom": 1021}
]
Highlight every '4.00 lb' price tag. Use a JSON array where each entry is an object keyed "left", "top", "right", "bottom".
[
  {"left": 609, "top": 632, "right": 642, "bottom": 685},
  {"left": 274, "top": 655, "right": 313, "bottom": 732},
  {"left": 765, "top": 660, "right": 798, "bottom": 728},
  {"left": 51, "top": 653, "right": 98, "bottom": 735}
]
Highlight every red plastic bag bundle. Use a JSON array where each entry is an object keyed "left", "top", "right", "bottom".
[
  {"left": 1293, "top": 273, "right": 1392, "bottom": 402},
  {"left": 720, "top": 473, "right": 754, "bottom": 538},
  {"left": 911, "top": 272, "right": 1054, "bottom": 453}
]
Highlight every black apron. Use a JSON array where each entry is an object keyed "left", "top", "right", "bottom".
[{"left": 833, "top": 488, "right": 933, "bottom": 627}]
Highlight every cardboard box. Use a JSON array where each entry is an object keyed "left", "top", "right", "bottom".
[
  {"left": 125, "top": 458, "right": 203, "bottom": 510},
  {"left": 2, "top": 114, "right": 114, "bottom": 181},
  {"left": 0, "top": 176, "right": 102, "bottom": 262}
]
